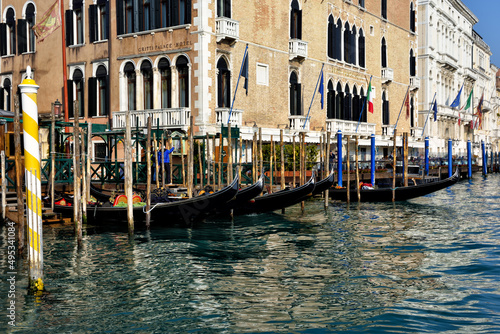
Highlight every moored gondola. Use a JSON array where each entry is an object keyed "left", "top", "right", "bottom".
[
  {"left": 311, "top": 170, "right": 335, "bottom": 196},
  {"left": 54, "top": 175, "right": 239, "bottom": 226},
  {"left": 329, "top": 168, "right": 460, "bottom": 202},
  {"left": 231, "top": 173, "right": 316, "bottom": 215}
]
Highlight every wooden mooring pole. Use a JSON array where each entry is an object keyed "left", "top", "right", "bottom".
[
  {"left": 346, "top": 135, "right": 350, "bottom": 204},
  {"left": 325, "top": 131, "right": 331, "bottom": 209},
  {"left": 125, "top": 109, "right": 134, "bottom": 234},
  {"left": 13, "top": 96, "right": 24, "bottom": 254},
  {"left": 73, "top": 102, "right": 82, "bottom": 243},
  {"left": 146, "top": 117, "right": 152, "bottom": 227},
  {"left": 392, "top": 129, "right": 397, "bottom": 202}
]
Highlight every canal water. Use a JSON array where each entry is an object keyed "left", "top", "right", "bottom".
[{"left": 1, "top": 174, "right": 500, "bottom": 333}]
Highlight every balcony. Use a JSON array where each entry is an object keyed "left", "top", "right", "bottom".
[
  {"left": 381, "top": 124, "right": 395, "bottom": 136},
  {"left": 215, "top": 17, "right": 239, "bottom": 43},
  {"left": 477, "top": 98, "right": 492, "bottom": 112},
  {"left": 325, "top": 119, "right": 375, "bottom": 138},
  {"left": 215, "top": 107, "right": 243, "bottom": 127},
  {"left": 464, "top": 67, "right": 477, "bottom": 82},
  {"left": 438, "top": 105, "right": 459, "bottom": 119},
  {"left": 112, "top": 108, "right": 190, "bottom": 130},
  {"left": 437, "top": 52, "right": 458, "bottom": 71},
  {"left": 381, "top": 67, "right": 393, "bottom": 83},
  {"left": 289, "top": 115, "right": 310, "bottom": 131},
  {"left": 410, "top": 76, "right": 420, "bottom": 90},
  {"left": 410, "top": 127, "right": 423, "bottom": 138},
  {"left": 289, "top": 39, "right": 308, "bottom": 60}
]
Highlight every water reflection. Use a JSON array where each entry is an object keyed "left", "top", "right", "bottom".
[{"left": 1, "top": 176, "right": 500, "bottom": 332}]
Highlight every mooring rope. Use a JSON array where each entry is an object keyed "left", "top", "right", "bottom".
[{"left": 143, "top": 203, "right": 160, "bottom": 214}]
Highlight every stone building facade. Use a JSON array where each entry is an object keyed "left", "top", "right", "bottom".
[{"left": 0, "top": 0, "right": 434, "bottom": 163}]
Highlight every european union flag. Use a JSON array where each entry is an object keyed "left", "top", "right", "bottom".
[{"left": 433, "top": 100, "right": 438, "bottom": 121}]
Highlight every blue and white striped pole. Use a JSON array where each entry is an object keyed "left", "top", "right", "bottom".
[
  {"left": 467, "top": 140, "right": 472, "bottom": 179},
  {"left": 425, "top": 137, "right": 429, "bottom": 176},
  {"left": 482, "top": 141, "right": 487, "bottom": 176},
  {"left": 337, "top": 130, "right": 342, "bottom": 187},
  {"left": 448, "top": 138, "right": 452, "bottom": 177},
  {"left": 370, "top": 134, "right": 375, "bottom": 186}
]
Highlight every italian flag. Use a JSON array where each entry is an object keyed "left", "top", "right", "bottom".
[{"left": 367, "top": 81, "right": 374, "bottom": 113}]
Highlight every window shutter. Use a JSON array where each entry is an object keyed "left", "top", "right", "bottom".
[
  {"left": 138, "top": 2, "right": 144, "bottom": 31},
  {"left": 117, "top": 0, "right": 124, "bottom": 35},
  {"left": 0, "top": 88, "right": 4, "bottom": 109},
  {"left": 89, "top": 5, "right": 96, "bottom": 43},
  {"left": 105, "top": 75, "right": 109, "bottom": 116},
  {"left": 0, "top": 24, "right": 6, "bottom": 56},
  {"left": 67, "top": 80, "right": 74, "bottom": 118},
  {"left": 185, "top": 0, "right": 191, "bottom": 24},
  {"left": 80, "top": 83, "right": 85, "bottom": 117},
  {"left": 65, "top": 10, "right": 74, "bottom": 46},
  {"left": 134, "top": 0, "right": 139, "bottom": 32},
  {"left": 297, "top": 11, "right": 302, "bottom": 40},
  {"left": 88, "top": 77, "right": 97, "bottom": 117},
  {"left": 105, "top": 1, "right": 110, "bottom": 39},
  {"left": 17, "top": 20, "right": 27, "bottom": 54},
  {"left": 296, "top": 83, "right": 302, "bottom": 116}
]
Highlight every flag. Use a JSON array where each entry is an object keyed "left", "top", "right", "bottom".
[
  {"left": 464, "top": 89, "right": 473, "bottom": 111},
  {"left": 450, "top": 84, "right": 463, "bottom": 108},
  {"left": 241, "top": 52, "right": 249, "bottom": 95},
  {"left": 367, "top": 81, "right": 373, "bottom": 113},
  {"left": 475, "top": 92, "right": 484, "bottom": 129},
  {"left": 405, "top": 91, "right": 410, "bottom": 119},
  {"left": 458, "top": 112, "right": 461, "bottom": 126},
  {"left": 318, "top": 70, "right": 324, "bottom": 109},
  {"left": 433, "top": 100, "right": 438, "bottom": 121},
  {"left": 32, "top": 0, "right": 61, "bottom": 43}
]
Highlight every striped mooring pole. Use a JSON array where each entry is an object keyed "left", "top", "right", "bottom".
[{"left": 20, "top": 67, "right": 44, "bottom": 294}]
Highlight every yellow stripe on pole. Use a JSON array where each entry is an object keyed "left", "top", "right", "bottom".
[
  {"left": 26, "top": 188, "right": 42, "bottom": 216},
  {"left": 24, "top": 152, "right": 41, "bottom": 180},
  {"left": 22, "top": 113, "right": 40, "bottom": 139},
  {"left": 28, "top": 227, "right": 40, "bottom": 252}
]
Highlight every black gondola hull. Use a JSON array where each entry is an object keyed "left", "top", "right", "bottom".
[{"left": 329, "top": 169, "right": 460, "bottom": 202}]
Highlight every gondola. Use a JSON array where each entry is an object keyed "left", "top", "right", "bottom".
[
  {"left": 210, "top": 173, "right": 265, "bottom": 215},
  {"left": 311, "top": 170, "right": 335, "bottom": 196},
  {"left": 54, "top": 175, "right": 239, "bottom": 226},
  {"left": 329, "top": 168, "right": 460, "bottom": 202},
  {"left": 231, "top": 173, "right": 316, "bottom": 215}
]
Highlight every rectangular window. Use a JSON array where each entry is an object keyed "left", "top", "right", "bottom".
[
  {"left": 256, "top": 63, "right": 269, "bottom": 86},
  {"left": 93, "top": 142, "right": 107, "bottom": 161},
  {"left": 75, "top": 7, "right": 84, "bottom": 44}
]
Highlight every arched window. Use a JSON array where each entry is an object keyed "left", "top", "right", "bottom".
[
  {"left": 358, "top": 28, "right": 365, "bottom": 68},
  {"left": 158, "top": 58, "right": 171, "bottom": 109},
  {"left": 410, "top": 49, "right": 416, "bottom": 76},
  {"left": 343, "top": 84, "right": 351, "bottom": 120},
  {"left": 6, "top": 8, "right": 16, "bottom": 55},
  {"left": 176, "top": 56, "right": 189, "bottom": 108},
  {"left": 349, "top": 25, "right": 357, "bottom": 65},
  {"left": 327, "top": 81, "right": 335, "bottom": 119},
  {"left": 381, "top": 0, "right": 387, "bottom": 20},
  {"left": 381, "top": 37, "right": 387, "bottom": 68},
  {"left": 335, "top": 83, "right": 343, "bottom": 119},
  {"left": 410, "top": 2, "right": 416, "bottom": 33},
  {"left": 290, "top": 0, "right": 302, "bottom": 39},
  {"left": 18, "top": 3, "right": 36, "bottom": 53},
  {"left": 2, "top": 78, "right": 11, "bottom": 111},
  {"left": 289, "top": 72, "right": 301, "bottom": 116},
  {"left": 352, "top": 86, "right": 360, "bottom": 122},
  {"left": 73, "top": 69, "right": 84, "bottom": 118},
  {"left": 328, "top": 16, "right": 334, "bottom": 59},
  {"left": 360, "top": 87, "right": 367, "bottom": 122},
  {"left": 382, "top": 91, "right": 389, "bottom": 125},
  {"left": 96, "top": 65, "right": 108, "bottom": 116},
  {"left": 141, "top": 60, "right": 153, "bottom": 110},
  {"left": 343, "top": 22, "right": 350, "bottom": 64},
  {"left": 217, "top": 58, "right": 231, "bottom": 108},
  {"left": 124, "top": 62, "right": 136, "bottom": 111},
  {"left": 359, "top": 0, "right": 365, "bottom": 8}
]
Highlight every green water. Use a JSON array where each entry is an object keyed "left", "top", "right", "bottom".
[{"left": 1, "top": 175, "right": 500, "bottom": 333}]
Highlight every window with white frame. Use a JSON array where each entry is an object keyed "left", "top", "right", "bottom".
[
  {"left": 88, "top": 64, "right": 109, "bottom": 117},
  {"left": 256, "top": 63, "right": 268, "bottom": 86},
  {"left": 0, "top": 77, "right": 12, "bottom": 111},
  {"left": 67, "top": 68, "right": 85, "bottom": 118},
  {"left": 66, "top": 0, "right": 84, "bottom": 46},
  {"left": 89, "top": 0, "right": 109, "bottom": 42},
  {"left": 1, "top": 7, "right": 17, "bottom": 56},
  {"left": 18, "top": 3, "right": 36, "bottom": 53}
]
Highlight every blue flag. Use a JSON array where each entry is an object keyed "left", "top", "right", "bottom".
[
  {"left": 318, "top": 70, "right": 324, "bottom": 109},
  {"left": 450, "top": 84, "right": 463, "bottom": 108},
  {"left": 433, "top": 100, "right": 438, "bottom": 121},
  {"left": 242, "top": 52, "right": 249, "bottom": 95}
]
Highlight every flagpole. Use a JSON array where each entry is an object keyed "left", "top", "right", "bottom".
[
  {"left": 303, "top": 63, "right": 325, "bottom": 129},
  {"left": 228, "top": 44, "right": 249, "bottom": 124},
  {"left": 355, "top": 76, "right": 372, "bottom": 133},
  {"left": 421, "top": 93, "right": 436, "bottom": 137},
  {"left": 393, "top": 85, "right": 410, "bottom": 135}
]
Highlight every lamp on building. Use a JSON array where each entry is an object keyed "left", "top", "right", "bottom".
[
  {"left": 277, "top": 123, "right": 290, "bottom": 135},
  {"left": 245, "top": 121, "right": 259, "bottom": 135},
  {"left": 53, "top": 99, "right": 62, "bottom": 117}
]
